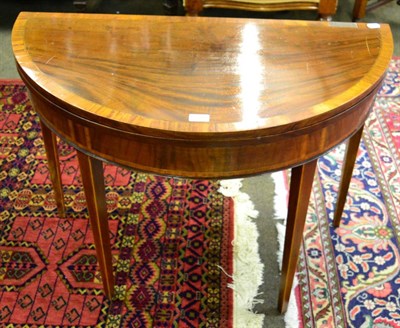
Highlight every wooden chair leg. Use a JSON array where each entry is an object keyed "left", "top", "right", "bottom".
[
  {"left": 318, "top": 0, "right": 337, "bottom": 20},
  {"left": 333, "top": 126, "right": 364, "bottom": 227},
  {"left": 40, "top": 121, "right": 66, "bottom": 217},
  {"left": 353, "top": 0, "right": 368, "bottom": 20},
  {"left": 353, "top": 0, "right": 395, "bottom": 21},
  {"left": 77, "top": 150, "right": 114, "bottom": 298},
  {"left": 278, "top": 159, "right": 317, "bottom": 313},
  {"left": 185, "top": 0, "right": 204, "bottom": 16}
]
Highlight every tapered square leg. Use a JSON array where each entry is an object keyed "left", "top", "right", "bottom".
[
  {"left": 278, "top": 159, "right": 317, "bottom": 313},
  {"left": 333, "top": 126, "right": 364, "bottom": 227},
  {"left": 77, "top": 150, "right": 115, "bottom": 298},
  {"left": 40, "top": 121, "right": 66, "bottom": 217}
]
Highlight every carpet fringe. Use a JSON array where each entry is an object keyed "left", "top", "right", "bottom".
[
  {"left": 272, "top": 171, "right": 300, "bottom": 328},
  {"left": 219, "top": 179, "right": 265, "bottom": 328}
]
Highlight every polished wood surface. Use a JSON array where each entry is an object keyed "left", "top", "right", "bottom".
[
  {"left": 13, "top": 13, "right": 392, "bottom": 179},
  {"left": 12, "top": 12, "right": 393, "bottom": 313},
  {"left": 278, "top": 159, "right": 317, "bottom": 312}
]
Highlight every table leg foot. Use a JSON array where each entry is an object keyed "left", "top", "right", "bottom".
[
  {"left": 278, "top": 159, "right": 317, "bottom": 313},
  {"left": 77, "top": 150, "right": 115, "bottom": 298},
  {"left": 40, "top": 121, "right": 66, "bottom": 217},
  {"left": 333, "top": 125, "right": 364, "bottom": 227}
]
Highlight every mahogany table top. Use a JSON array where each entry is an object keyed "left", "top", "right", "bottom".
[
  {"left": 12, "top": 13, "right": 392, "bottom": 135},
  {"left": 12, "top": 13, "right": 393, "bottom": 178}
]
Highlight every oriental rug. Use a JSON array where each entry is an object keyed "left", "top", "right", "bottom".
[
  {"left": 0, "top": 81, "right": 263, "bottom": 327},
  {"left": 280, "top": 58, "right": 400, "bottom": 327}
]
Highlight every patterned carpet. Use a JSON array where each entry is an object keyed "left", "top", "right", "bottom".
[
  {"left": 295, "top": 58, "right": 400, "bottom": 327},
  {"left": 0, "top": 81, "right": 235, "bottom": 326}
]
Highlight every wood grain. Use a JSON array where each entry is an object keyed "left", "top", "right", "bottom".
[
  {"left": 12, "top": 13, "right": 393, "bottom": 178},
  {"left": 278, "top": 159, "right": 317, "bottom": 313}
]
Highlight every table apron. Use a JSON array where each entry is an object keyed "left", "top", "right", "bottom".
[{"left": 27, "top": 87, "right": 378, "bottom": 179}]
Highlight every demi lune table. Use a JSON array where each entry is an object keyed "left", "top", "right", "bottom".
[{"left": 12, "top": 12, "right": 393, "bottom": 313}]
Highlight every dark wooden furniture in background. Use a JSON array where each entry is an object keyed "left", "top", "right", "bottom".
[
  {"left": 353, "top": 0, "right": 399, "bottom": 21},
  {"left": 73, "top": 0, "right": 103, "bottom": 12},
  {"left": 184, "top": 0, "right": 338, "bottom": 19},
  {"left": 163, "top": 0, "right": 180, "bottom": 9},
  {"left": 12, "top": 12, "right": 393, "bottom": 313}
]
